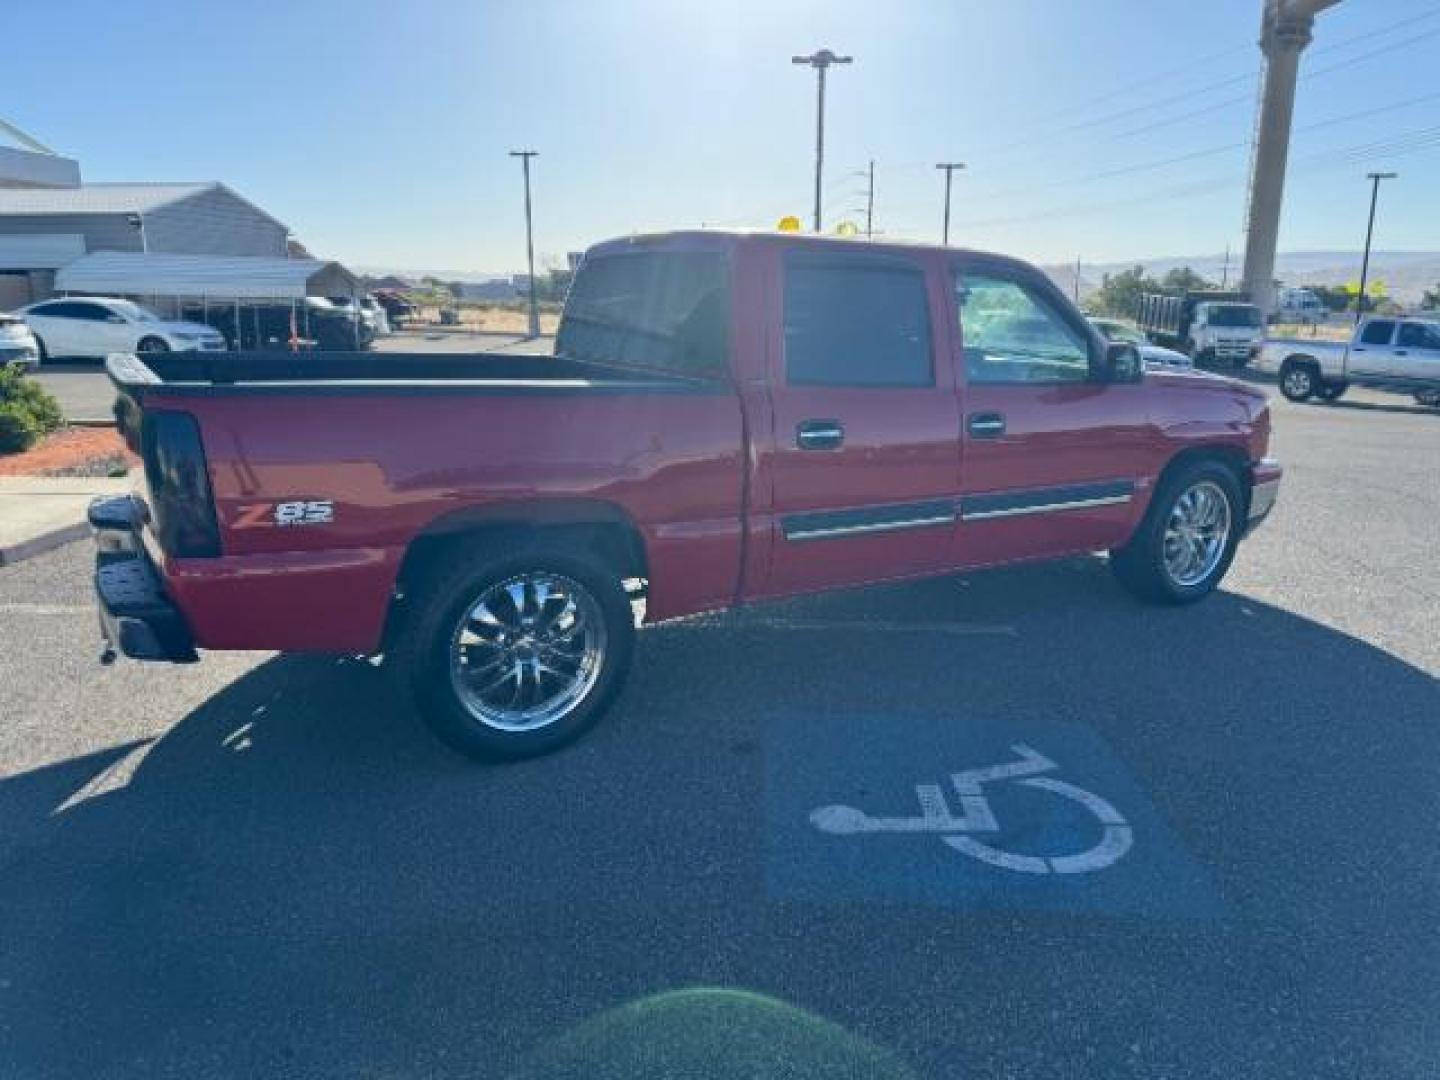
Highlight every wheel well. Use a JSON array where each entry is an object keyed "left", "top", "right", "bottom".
[
  {"left": 384, "top": 503, "right": 648, "bottom": 650},
  {"left": 1282, "top": 353, "right": 1319, "bottom": 370},
  {"left": 1154, "top": 446, "right": 1251, "bottom": 511}
]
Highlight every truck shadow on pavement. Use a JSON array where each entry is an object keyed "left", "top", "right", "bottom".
[{"left": 3, "top": 558, "right": 1438, "bottom": 1078}]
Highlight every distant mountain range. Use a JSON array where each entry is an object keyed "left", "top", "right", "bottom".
[{"left": 1044, "top": 251, "right": 1440, "bottom": 305}]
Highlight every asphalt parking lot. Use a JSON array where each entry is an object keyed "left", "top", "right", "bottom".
[{"left": 1, "top": 383, "right": 1437, "bottom": 1078}]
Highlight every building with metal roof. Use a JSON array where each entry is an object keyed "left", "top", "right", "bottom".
[
  {"left": 55, "top": 252, "right": 357, "bottom": 301},
  {"left": 0, "top": 121, "right": 356, "bottom": 316}
]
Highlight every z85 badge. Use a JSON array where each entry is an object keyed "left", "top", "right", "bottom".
[{"left": 233, "top": 499, "right": 335, "bottom": 528}]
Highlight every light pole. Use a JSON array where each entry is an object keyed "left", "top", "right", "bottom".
[
  {"left": 935, "top": 162, "right": 965, "bottom": 246},
  {"left": 1355, "top": 171, "right": 1396, "bottom": 324},
  {"left": 791, "top": 49, "right": 852, "bottom": 233},
  {"left": 509, "top": 149, "right": 540, "bottom": 338}
]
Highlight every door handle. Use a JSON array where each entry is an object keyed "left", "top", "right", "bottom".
[
  {"left": 796, "top": 419, "right": 844, "bottom": 450},
  {"left": 967, "top": 412, "right": 1006, "bottom": 439}
]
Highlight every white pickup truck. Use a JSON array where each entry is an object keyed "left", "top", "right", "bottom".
[{"left": 1261, "top": 315, "right": 1440, "bottom": 407}]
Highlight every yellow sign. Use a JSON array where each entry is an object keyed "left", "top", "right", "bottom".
[
  {"left": 836, "top": 221, "right": 859, "bottom": 237},
  {"left": 777, "top": 215, "right": 802, "bottom": 232}
]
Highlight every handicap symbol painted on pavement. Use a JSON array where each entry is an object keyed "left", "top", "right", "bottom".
[
  {"left": 765, "top": 712, "right": 1222, "bottom": 918},
  {"left": 809, "top": 744, "right": 1133, "bottom": 875}
]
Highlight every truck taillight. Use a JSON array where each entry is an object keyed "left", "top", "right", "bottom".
[{"left": 142, "top": 411, "right": 221, "bottom": 558}]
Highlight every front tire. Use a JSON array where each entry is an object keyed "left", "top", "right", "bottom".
[
  {"left": 137, "top": 336, "right": 170, "bottom": 354},
  {"left": 392, "top": 542, "right": 634, "bottom": 761},
  {"left": 1110, "top": 460, "right": 1243, "bottom": 605},
  {"left": 1279, "top": 360, "right": 1318, "bottom": 402}
]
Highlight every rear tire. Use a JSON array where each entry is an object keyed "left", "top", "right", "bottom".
[
  {"left": 1110, "top": 460, "right": 1243, "bottom": 605},
  {"left": 1279, "top": 359, "right": 1318, "bottom": 402},
  {"left": 390, "top": 541, "right": 634, "bottom": 761}
]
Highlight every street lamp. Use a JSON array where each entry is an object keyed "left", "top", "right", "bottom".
[
  {"left": 1355, "top": 171, "right": 1396, "bottom": 324},
  {"left": 792, "top": 49, "right": 853, "bottom": 233},
  {"left": 509, "top": 150, "right": 540, "bottom": 338},
  {"left": 935, "top": 162, "right": 965, "bottom": 246}
]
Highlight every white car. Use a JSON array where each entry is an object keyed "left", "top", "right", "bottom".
[
  {"left": 18, "top": 297, "right": 227, "bottom": 361},
  {"left": 0, "top": 313, "right": 41, "bottom": 370},
  {"left": 1088, "top": 317, "right": 1194, "bottom": 372}
]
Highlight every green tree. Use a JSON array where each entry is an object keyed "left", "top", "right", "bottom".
[
  {"left": 1093, "top": 265, "right": 1161, "bottom": 318},
  {"left": 1160, "top": 266, "right": 1214, "bottom": 294}
]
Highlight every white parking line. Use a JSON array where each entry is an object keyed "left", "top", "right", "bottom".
[
  {"left": 0, "top": 603, "right": 92, "bottom": 616},
  {"left": 51, "top": 739, "right": 157, "bottom": 816}
]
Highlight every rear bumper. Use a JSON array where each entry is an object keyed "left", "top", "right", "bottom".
[
  {"left": 90, "top": 495, "right": 198, "bottom": 663},
  {"left": 1247, "top": 457, "right": 1283, "bottom": 533}
]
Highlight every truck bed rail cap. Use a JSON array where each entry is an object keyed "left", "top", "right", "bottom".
[{"left": 105, "top": 352, "right": 161, "bottom": 387}]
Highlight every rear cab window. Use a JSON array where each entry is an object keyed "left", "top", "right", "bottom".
[{"left": 557, "top": 250, "right": 729, "bottom": 378}]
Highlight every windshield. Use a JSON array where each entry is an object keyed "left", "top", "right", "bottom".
[
  {"left": 107, "top": 299, "right": 159, "bottom": 322},
  {"left": 1207, "top": 304, "right": 1261, "bottom": 328}
]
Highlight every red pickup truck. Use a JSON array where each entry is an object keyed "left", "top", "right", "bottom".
[{"left": 93, "top": 231, "right": 1282, "bottom": 760}]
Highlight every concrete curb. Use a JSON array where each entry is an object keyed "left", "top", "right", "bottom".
[
  {"left": 0, "top": 521, "right": 88, "bottom": 568},
  {"left": 68, "top": 417, "right": 117, "bottom": 428}
]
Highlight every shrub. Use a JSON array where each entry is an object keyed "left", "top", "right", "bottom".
[
  {"left": 0, "top": 366, "right": 64, "bottom": 454},
  {"left": 0, "top": 401, "right": 40, "bottom": 454}
]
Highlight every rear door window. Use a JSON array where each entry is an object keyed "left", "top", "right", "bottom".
[
  {"left": 558, "top": 251, "right": 729, "bottom": 378},
  {"left": 1360, "top": 320, "right": 1395, "bottom": 346},
  {"left": 783, "top": 255, "right": 933, "bottom": 387}
]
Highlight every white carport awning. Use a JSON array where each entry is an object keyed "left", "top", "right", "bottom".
[
  {"left": 0, "top": 233, "right": 86, "bottom": 270},
  {"left": 54, "top": 252, "right": 359, "bottom": 300}
]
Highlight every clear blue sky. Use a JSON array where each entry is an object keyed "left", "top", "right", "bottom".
[{"left": 8, "top": 0, "right": 1439, "bottom": 274}]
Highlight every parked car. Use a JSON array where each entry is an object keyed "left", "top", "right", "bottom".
[
  {"left": 0, "top": 313, "right": 41, "bottom": 370},
  {"left": 327, "top": 296, "right": 382, "bottom": 343},
  {"left": 91, "top": 230, "right": 1282, "bottom": 762},
  {"left": 18, "top": 297, "right": 226, "bottom": 360},
  {"left": 1260, "top": 315, "right": 1440, "bottom": 406},
  {"left": 360, "top": 295, "right": 391, "bottom": 336},
  {"left": 177, "top": 298, "right": 370, "bottom": 352},
  {"left": 1088, "top": 317, "right": 1193, "bottom": 371}
]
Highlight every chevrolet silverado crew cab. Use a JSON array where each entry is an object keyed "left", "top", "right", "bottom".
[
  {"left": 1262, "top": 315, "right": 1440, "bottom": 407},
  {"left": 92, "top": 231, "right": 1282, "bottom": 760}
]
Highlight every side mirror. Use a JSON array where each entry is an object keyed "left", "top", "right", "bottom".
[{"left": 1103, "top": 342, "right": 1143, "bottom": 382}]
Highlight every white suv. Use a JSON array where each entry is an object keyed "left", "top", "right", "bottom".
[{"left": 18, "top": 297, "right": 227, "bottom": 361}]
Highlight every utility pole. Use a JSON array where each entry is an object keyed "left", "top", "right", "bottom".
[
  {"left": 1240, "top": 0, "right": 1341, "bottom": 315},
  {"left": 509, "top": 149, "right": 540, "bottom": 338},
  {"left": 1073, "top": 256, "right": 1081, "bottom": 304},
  {"left": 1221, "top": 244, "right": 1230, "bottom": 289},
  {"left": 1355, "top": 171, "right": 1396, "bottom": 324},
  {"left": 935, "top": 162, "right": 965, "bottom": 246},
  {"left": 792, "top": 49, "right": 853, "bottom": 233}
]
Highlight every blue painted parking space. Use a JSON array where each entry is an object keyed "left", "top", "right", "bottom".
[{"left": 766, "top": 711, "right": 1221, "bottom": 918}]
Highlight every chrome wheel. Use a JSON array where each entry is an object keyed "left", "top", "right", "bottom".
[
  {"left": 448, "top": 572, "right": 607, "bottom": 733},
  {"left": 1162, "top": 480, "right": 1231, "bottom": 588},
  {"left": 1281, "top": 367, "right": 1313, "bottom": 399}
]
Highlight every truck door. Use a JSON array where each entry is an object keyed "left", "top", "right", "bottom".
[
  {"left": 761, "top": 248, "right": 961, "bottom": 596},
  {"left": 950, "top": 256, "right": 1152, "bottom": 566},
  {"left": 1393, "top": 321, "right": 1440, "bottom": 383},
  {"left": 1350, "top": 318, "right": 1398, "bottom": 377}
]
